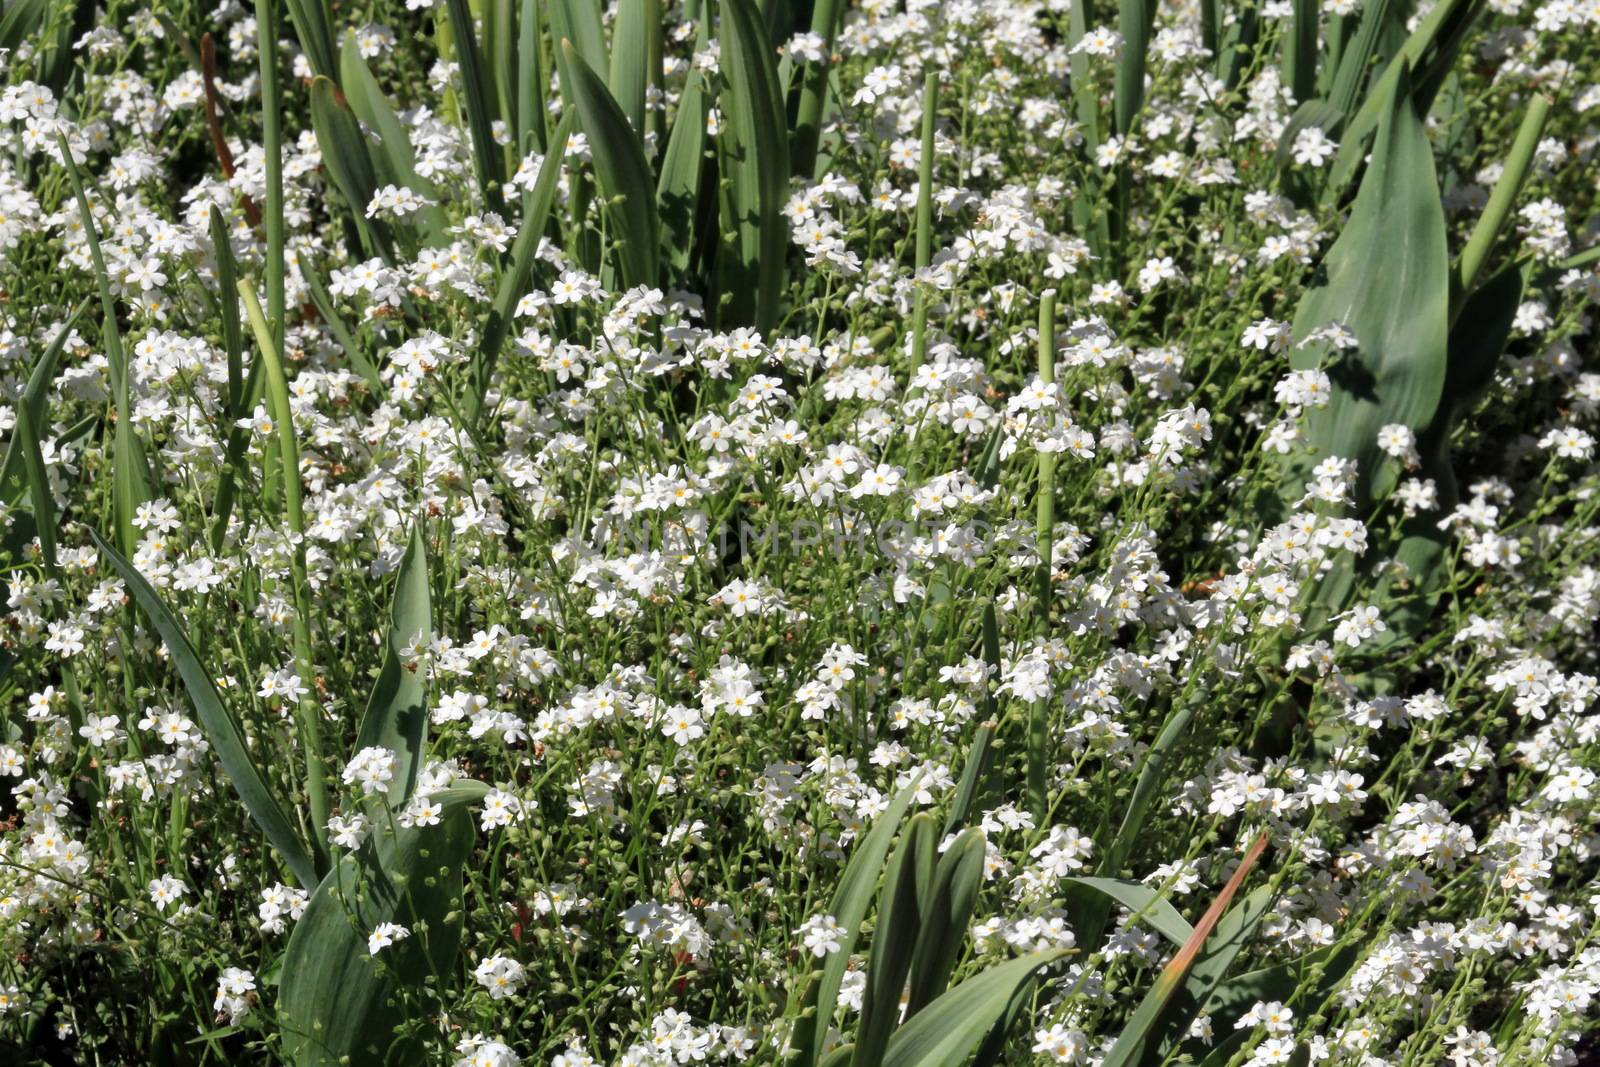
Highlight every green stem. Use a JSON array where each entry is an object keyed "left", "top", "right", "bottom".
[
  {"left": 1452, "top": 94, "right": 1551, "bottom": 313},
  {"left": 239, "top": 279, "right": 333, "bottom": 873}
]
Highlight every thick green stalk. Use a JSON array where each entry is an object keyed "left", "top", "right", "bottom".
[
  {"left": 239, "top": 280, "right": 331, "bottom": 873},
  {"left": 909, "top": 74, "right": 938, "bottom": 379},
  {"left": 1028, "top": 289, "right": 1057, "bottom": 822},
  {"left": 1452, "top": 94, "right": 1550, "bottom": 312}
]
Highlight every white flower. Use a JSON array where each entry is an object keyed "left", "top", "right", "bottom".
[
  {"left": 473, "top": 954, "right": 526, "bottom": 999},
  {"left": 480, "top": 788, "right": 525, "bottom": 830},
  {"left": 342, "top": 746, "right": 398, "bottom": 796},
  {"left": 367, "top": 922, "right": 410, "bottom": 955},
  {"left": 797, "top": 914, "right": 845, "bottom": 957}
]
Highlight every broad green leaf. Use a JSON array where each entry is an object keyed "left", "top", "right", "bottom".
[
  {"left": 905, "top": 828, "right": 986, "bottom": 1017},
  {"left": 355, "top": 525, "right": 433, "bottom": 806},
  {"left": 790, "top": 779, "right": 922, "bottom": 1067},
  {"left": 282, "top": 0, "right": 338, "bottom": 81},
  {"left": 278, "top": 781, "right": 487, "bottom": 1066},
  {"left": 0, "top": 310, "right": 83, "bottom": 509},
  {"left": 206, "top": 207, "right": 259, "bottom": 553},
  {"left": 209, "top": 207, "right": 244, "bottom": 413},
  {"left": 1324, "top": 0, "right": 1480, "bottom": 203},
  {"left": 1194, "top": 942, "right": 1364, "bottom": 1040},
  {"left": 657, "top": 67, "right": 709, "bottom": 282},
  {"left": 1105, "top": 877, "right": 1274, "bottom": 1067},
  {"left": 792, "top": 0, "right": 846, "bottom": 178},
  {"left": 561, "top": 41, "right": 659, "bottom": 289},
  {"left": 1325, "top": 0, "right": 1395, "bottom": 120},
  {"left": 308, "top": 77, "right": 393, "bottom": 264},
  {"left": 855, "top": 814, "right": 934, "bottom": 1067},
  {"left": 1371, "top": 264, "right": 1525, "bottom": 645},
  {"left": 90, "top": 529, "right": 318, "bottom": 890},
  {"left": 881, "top": 950, "right": 1068, "bottom": 1067},
  {"left": 1275, "top": 99, "right": 1344, "bottom": 169},
  {"left": 716, "top": 0, "right": 790, "bottom": 330},
  {"left": 943, "top": 602, "right": 1002, "bottom": 836},
  {"left": 515, "top": 0, "right": 548, "bottom": 154},
  {"left": 1290, "top": 61, "right": 1449, "bottom": 514},
  {"left": 0, "top": 0, "right": 48, "bottom": 54},
  {"left": 1115, "top": 0, "right": 1158, "bottom": 134},
  {"left": 609, "top": 0, "right": 661, "bottom": 140},
  {"left": 339, "top": 32, "right": 450, "bottom": 245},
  {"left": 944, "top": 722, "right": 994, "bottom": 838},
  {"left": 1194, "top": 1029, "right": 1251, "bottom": 1067},
  {"left": 112, "top": 381, "right": 154, "bottom": 558},
  {"left": 1282, "top": 0, "right": 1318, "bottom": 105},
  {"left": 14, "top": 405, "right": 55, "bottom": 575},
  {"left": 1453, "top": 95, "right": 1551, "bottom": 305},
  {"left": 442, "top": 0, "right": 506, "bottom": 218},
  {"left": 550, "top": 0, "right": 607, "bottom": 121},
  {"left": 1065, "top": 877, "right": 1194, "bottom": 948},
  {"left": 481, "top": 0, "right": 516, "bottom": 173}
]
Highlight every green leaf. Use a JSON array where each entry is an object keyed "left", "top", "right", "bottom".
[
  {"left": 442, "top": 0, "right": 506, "bottom": 218},
  {"left": 0, "top": 0, "right": 48, "bottom": 55},
  {"left": 515, "top": 0, "right": 548, "bottom": 154},
  {"left": 355, "top": 525, "right": 433, "bottom": 806},
  {"left": 308, "top": 77, "right": 393, "bottom": 264},
  {"left": 89, "top": 529, "right": 318, "bottom": 890},
  {"left": 1282, "top": 0, "right": 1318, "bottom": 105},
  {"left": 561, "top": 40, "right": 660, "bottom": 289},
  {"left": 1194, "top": 942, "right": 1364, "bottom": 1041},
  {"left": 657, "top": 67, "right": 709, "bottom": 283},
  {"left": 790, "top": 779, "right": 923, "bottom": 1067},
  {"left": 791, "top": 0, "right": 846, "bottom": 179},
  {"left": 278, "top": 781, "right": 487, "bottom": 1067},
  {"left": 1275, "top": 99, "right": 1344, "bottom": 169},
  {"left": 609, "top": 0, "right": 661, "bottom": 140},
  {"left": 1371, "top": 263, "right": 1525, "bottom": 645},
  {"left": 855, "top": 814, "right": 934, "bottom": 1067},
  {"left": 944, "top": 722, "right": 994, "bottom": 838},
  {"left": 1290, "top": 61, "right": 1449, "bottom": 514},
  {"left": 549, "top": 0, "right": 607, "bottom": 88},
  {"left": 281, "top": 0, "right": 339, "bottom": 81},
  {"left": 905, "top": 828, "right": 986, "bottom": 1017},
  {"left": 716, "top": 0, "right": 790, "bottom": 330},
  {"left": 1453, "top": 95, "right": 1551, "bottom": 306},
  {"left": 209, "top": 208, "right": 245, "bottom": 414},
  {"left": 881, "top": 950, "right": 1067, "bottom": 1067},
  {"left": 13, "top": 405, "right": 56, "bottom": 575},
  {"left": 1325, "top": 0, "right": 1394, "bottom": 121},
  {"left": 1115, "top": 0, "right": 1158, "bottom": 134},
  {"left": 1107, "top": 882, "right": 1275, "bottom": 1067},
  {"left": 112, "top": 385, "right": 154, "bottom": 558},
  {"left": 1324, "top": 0, "right": 1480, "bottom": 203},
  {"left": 339, "top": 32, "right": 450, "bottom": 245},
  {"left": 0, "top": 309, "right": 83, "bottom": 510},
  {"left": 1065, "top": 877, "right": 1194, "bottom": 948}
]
